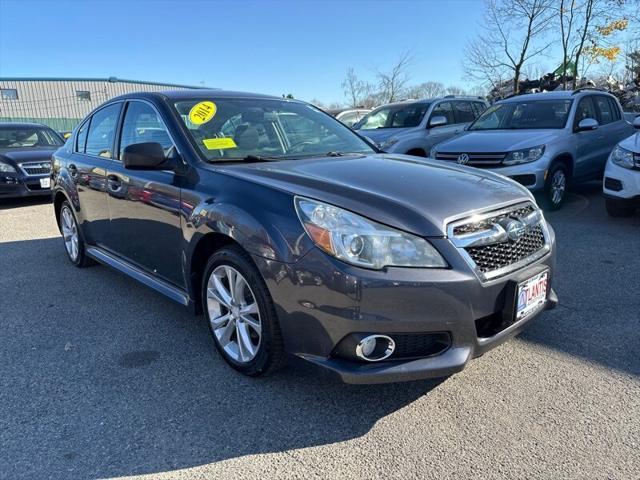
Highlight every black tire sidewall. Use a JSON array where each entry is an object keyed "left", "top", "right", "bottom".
[
  {"left": 201, "top": 247, "right": 278, "bottom": 376},
  {"left": 605, "top": 198, "right": 635, "bottom": 217}
]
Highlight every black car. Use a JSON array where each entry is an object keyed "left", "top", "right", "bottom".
[
  {"left": 0, "top": 123, "right": 64, "bottom": 199},
  {"left": 52, "top": 90, "right": 557, "bottom": 384}
]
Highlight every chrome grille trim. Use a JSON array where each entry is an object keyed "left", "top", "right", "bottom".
[
  {"left": 435, "top": 152, "right": 506, "bottom": 166},
  {"left": 447, "top": 202, "right": 551, "bottom": 282},
  {"left": 20, "top": 161, "right": 52, "bottom": 176}
]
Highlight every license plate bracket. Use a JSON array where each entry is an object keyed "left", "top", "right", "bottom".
[
  {"left": 502, "top": 268, "right": 549, "bottom": 324},
  {"left": 39, "top": 177, "right": 51, "bottom": 189}
]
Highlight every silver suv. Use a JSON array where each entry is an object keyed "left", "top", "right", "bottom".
[
  {"left": 430, "top": 90, "right": 634, "bottom": 209},
  {"left": 353, "top": 96, "right": 488, "bottom": 156}
]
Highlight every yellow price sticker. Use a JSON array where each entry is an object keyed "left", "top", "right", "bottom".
[
  {"left": 189, "top": 101, "right": 217, "bottom": 125},
  {"left": 203, "top": 137, "right": 237, "bottom": 150}
]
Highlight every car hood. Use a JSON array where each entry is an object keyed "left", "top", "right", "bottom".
[
  {"left": 436, "top": 129, "right": 560, "bottom": 153},
  {"left": 618, "top": 131, "right": 640, "bottom": 153},
  {"left": 356, "top": 128, "right": 413, "bottom": 144},
  {"left": 218, "top": 154, "right": 533, "bottom": 237},
  {"left": 0, "top": 147, "right": 57, "bottom": 164}
]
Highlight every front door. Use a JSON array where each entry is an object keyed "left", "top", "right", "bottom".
[
  {"left": 105, "top": 100, "right": 183, "bottom": 287},
  {"left": 426, "top": 101, "right": 462, "bottom": 147},
  {"left": 573, "top": 96, "right": 603, "bottom": 180}
]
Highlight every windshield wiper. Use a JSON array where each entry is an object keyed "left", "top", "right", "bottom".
[
  {"left": 241, "top": 155, "right": 281, "bottom": 162},
  {"left": 325, "top": 151, "right": 366, "bottom": 157}
]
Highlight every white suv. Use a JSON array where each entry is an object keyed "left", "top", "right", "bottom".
[{"left": 603, "top": 116, "right": 640, "bottom": 216}]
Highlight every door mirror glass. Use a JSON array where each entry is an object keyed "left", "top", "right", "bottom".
[
  {"left": 633, "top": 116, "right": 640, "bottom": 129},
  {"left": 577, "top": 118, "right": 599, "bottom": 132},
  {"left": 429, "top": 115, "right": 448, "bottom": 128},
  {"left": 122, "top": 142, "right": 167, "bottom": 170}
]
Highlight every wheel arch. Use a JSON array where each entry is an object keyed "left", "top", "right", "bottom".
[
  {"left": 405, "top": 148, "right": 427, "bottom": 157},
  {"left": 550, "top": 153, "right": 574, "bottom": 180}
]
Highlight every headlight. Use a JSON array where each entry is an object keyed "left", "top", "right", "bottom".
[
  {"left": 295, "top": 197, "right": 447, "bottom": 269},
  {"left": 503, "top": 145, "right": 545, "bottom": 165},
  {"left": 429, "top": 146, "right": 438, "bottom": 158},
  {"left": 0, "top": 161, "right": 17, "bottom": 173},
  {"left": 380, "top": 138, "right": 398, "bottom": 150},
  {"left": 610, "top": 145, "right": 635, "bottom": 169}
]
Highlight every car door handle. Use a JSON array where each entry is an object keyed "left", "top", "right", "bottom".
[{"left": 107, "top": 174, "right": 122, "bottom": 192}]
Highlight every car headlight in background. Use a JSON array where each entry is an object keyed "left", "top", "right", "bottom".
[
  {"left": 379, "top": 138, "right": 398, "bottom": 150},
  {"left": 0, "top": 161, "right": 17, "bottom": 173},
  {"left": 295, "top": 197, "right": 447, "bottom": 269},
  {"left": 503, "top": 145, "right": 545, "bottom": 165},
  {"left": 610, "top": 145, "right": 635, "bottom": 169}
]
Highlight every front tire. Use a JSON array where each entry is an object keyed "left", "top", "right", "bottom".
[
  {"left": 202, "top": 246, "right": 285, "bottom": 377},
  {"left": 58, "top": 201, "right": 92, "bottom": 267},
  {"left": 542, "top": 162, "right": 568, "bottom": 211},
  {"left": 605, "top": 198, "right": 635, "bottom": 217}
]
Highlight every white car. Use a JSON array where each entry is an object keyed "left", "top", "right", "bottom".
[{"left": 603, "top": 116, "right": 640, "bottom": 216}]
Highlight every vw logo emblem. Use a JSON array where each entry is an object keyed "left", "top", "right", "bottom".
[
  {"left": 457, "top": 153, "right": 470, "bottom": 165},
  {"left": 504, "top": 219, "right": 526, "bottom": 242}
]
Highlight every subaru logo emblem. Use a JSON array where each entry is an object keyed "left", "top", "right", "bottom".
[
  {"left": 457, "top": 153, "right": 470, "bottom": 165},
  {"left": 504, "top": 219, "right": 526, "bottom": 242}
]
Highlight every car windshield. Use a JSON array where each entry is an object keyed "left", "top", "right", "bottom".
[
  {"left": 0, "top": 127, "right": 63, "bottom": 148},
  {"left": 355, "top": 103, "right": 430, "bottom": 130},
  {"left": 173, "top": 98, "right": 375, "bottom": 162},
  {"left": 469, "top": 99, "right": 573, "bottom": 130}
]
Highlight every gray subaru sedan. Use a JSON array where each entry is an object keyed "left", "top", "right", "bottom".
[{"left": 51, "top": 90, "right": 557, "bottom": 384}]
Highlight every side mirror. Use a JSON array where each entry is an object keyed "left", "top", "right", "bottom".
[
  {"left": 577, "top": 118, "right": 599, "bottom": 132},
  {"left": 429, "top": 116, "right": 448, "bottom": 128},
  {"left": 122, "top": 142, "right": 168, "bottom": 170},
  {"left": 633, "top": 116, "right": 640, "bottom": 129}
]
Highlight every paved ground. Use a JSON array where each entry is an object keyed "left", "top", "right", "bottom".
[{"left": 1, "top": 183, "right": 639, "bottom": 480}]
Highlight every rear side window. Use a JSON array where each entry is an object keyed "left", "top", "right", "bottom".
[
  {"left": 119, "top": 101, "right": 174, "bottom": 159},
  {"left": 472, "top": 102, "right": 486, "bottom": 117},
  {"left": 594, "top": 96, "right": 614, "bottom": 125},
  {"left": 75, "top": 119, "right": 90, "bottom": 153},
  {"left": 430, "top": 102, "right": 455, "bottom": 125},
  {"left": 85, "top": 103, "right": 121, "bottom": 158},
  {"left": 607, "top": 97, "right": 621, "bottom": 121},
  {"left": 452, "top": 101, "right": 476, "bottom": 123}
]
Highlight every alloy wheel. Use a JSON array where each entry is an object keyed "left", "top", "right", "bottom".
[
  {"left": 550, "top": 170, "right": 566, "bottom": 205},
  {"left": 206, "top": 265, "right": 262, "bottom": 363},
  {"left": 61, "top": 206, "right": 79, "bottom": 261}
]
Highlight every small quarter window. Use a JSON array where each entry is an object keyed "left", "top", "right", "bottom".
[
  {"left": 76, "top": 90, "right": 91, "bottom": 101},
  {"left": 75, "top": 119, "right": 90, "bottom": 153},
  {"left": 1, "top": 88, "right": 18, "bottom": 100}
]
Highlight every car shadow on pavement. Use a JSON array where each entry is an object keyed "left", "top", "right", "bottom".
[
  {"left": 0, "top": 196, "right": 52, "bottom": 210},
  {"left": 521, "top": 181, "right": 640, "bottom": 377},
  {"left": 0, "top": 237, "right": 442, "bottom": 479}
]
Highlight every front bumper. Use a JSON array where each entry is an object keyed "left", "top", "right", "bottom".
[
  {"left": 603, "top": 160, "right": 640, "bottom": 200},
  {"left": 253, "top": 226, "right": 557, "bottom": 384},
  {"left": 0, "top": 173, "right": 51, "bottom": 198},
  {"left": 484, "top": 159, "right": 549, "bottom": 192}
]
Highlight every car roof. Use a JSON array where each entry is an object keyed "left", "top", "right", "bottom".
[
  {"left": 0, "top": 122, "right": 52, "bottom": 129},
  {"left": 498, "top": 90, "right": 616, "bottom": 103},
  {"left": 109, "top": 89, "right": 287, "bottom": 103}
]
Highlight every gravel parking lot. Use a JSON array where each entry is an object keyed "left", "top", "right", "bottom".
[{"left": 1, "top": 183, "right": 639, "bottom": 480}]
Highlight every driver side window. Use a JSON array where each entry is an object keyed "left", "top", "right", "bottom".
[{"left": 119, "top": 101, "right": 174, "bottom": 160}]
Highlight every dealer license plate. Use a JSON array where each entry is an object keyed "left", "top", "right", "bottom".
[
  {"left": 516, "top": 270, "right": 548, "bottom": 321},
  {"left": 40, "top": 177, "right": 51, "bottom": 189}
]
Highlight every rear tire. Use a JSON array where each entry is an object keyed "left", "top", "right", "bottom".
[
  {"left": 542, "top": 162, "right": 568, "bottom": 211},
  {"left": 605, "top": 198, "right": 635, "bottom": 217},
  {"left": 202, "top": 246, "right": 286, "bottom": 377},
  {"left": 58, "top": 201, "right": 93, "bottom": 267}
]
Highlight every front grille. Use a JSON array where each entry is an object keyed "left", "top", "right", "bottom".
[
  {"left": 448, "top": 202, "right": 549, "bottom": 281},
  {"left": 21, "top": 162, "right": 51, "bottom": 176},
  {"left": 465, "top": 225, "right": 545, "bottom": 273},
  {"left": 436, "top": 152, "right": 506, "bottom": 167}
]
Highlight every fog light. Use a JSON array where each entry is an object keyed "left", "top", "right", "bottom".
[{"left": 355, "top": 334, "right": 395, "bottom": 362}]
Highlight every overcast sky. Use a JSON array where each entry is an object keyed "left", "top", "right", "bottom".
[{"left": 2, "top": 0, "right": 491, "bottom": 103}]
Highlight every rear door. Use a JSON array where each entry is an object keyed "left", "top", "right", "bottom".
[
  {"left": 591, "top": 95, "right": 620, "bottom": 174},
  {"left": 105, "top": 100, "right": 184, "bottom": 287},
  {"left": 573, "top": 95, "right": 602, "bottom": 179},
  {"left": 68, "top": 102, "right": 122, "bottom": 245}
]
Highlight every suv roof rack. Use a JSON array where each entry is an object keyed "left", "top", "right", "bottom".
[
  {"left": 443, "top": 95, "right": 486, "bottom": 100},
  {"left": 571, "top": 87, "right": 606, "bottom": 95}
]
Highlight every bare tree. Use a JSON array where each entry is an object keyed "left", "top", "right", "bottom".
[
  {"left": 404, "top": 81, "right": 446, "bottom": 99},
  {"left": 446, "top": 85, "right": 467, "bottom": 96},
  {"left": 375, "top": 51, "right": 413, "bottom": 103},
  {"left": 341, "top": 67, "right": 372, "bottom": 107},
  {"left": 464, "top": 0, "right": 554, "bottom": 94}
]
